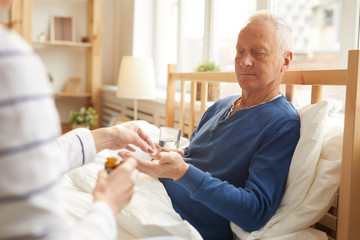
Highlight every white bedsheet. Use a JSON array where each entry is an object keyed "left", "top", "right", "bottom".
[
  {"left": 60, "top": 121, "right": 202, "bottom": 240},
  {"left": 60, "top": 151, "right": 202, "bottom": 240}
]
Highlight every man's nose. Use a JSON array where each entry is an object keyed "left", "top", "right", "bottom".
[{"left": 240, "top": 53, "right": 253, "bottom": 68}]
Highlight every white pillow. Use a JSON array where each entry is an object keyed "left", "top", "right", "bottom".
[{"left": 232, "top": 100, "right": 342, "bottom": 239}]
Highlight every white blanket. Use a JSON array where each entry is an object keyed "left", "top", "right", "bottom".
[{"left": 60, "top": 121, "right": 202, "bottom": 240}]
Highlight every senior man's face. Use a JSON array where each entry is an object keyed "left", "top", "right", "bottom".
[{"left": 235, "top": 20, "right": 284, "bottom": 94}]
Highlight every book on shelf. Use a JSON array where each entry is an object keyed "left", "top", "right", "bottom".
[{"left": 51, "top": 16, "right": 74, "bottom": 42}]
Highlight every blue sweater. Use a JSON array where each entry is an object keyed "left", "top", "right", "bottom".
[{"left": 160, "top": 95, "right": 300, "bottom": 240}]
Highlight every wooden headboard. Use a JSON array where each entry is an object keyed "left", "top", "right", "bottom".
[{"left": 165, "top": 50, "right": 360, "bottom": 240}]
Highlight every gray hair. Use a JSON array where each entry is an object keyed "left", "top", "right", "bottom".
[{"left": 247, "top": 10, "right": 294, "bottom": 54}]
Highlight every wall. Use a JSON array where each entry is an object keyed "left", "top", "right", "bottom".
[
  {"left": 31, "top": 1, "right": 91, "bottom": 122},
  {"left": 101, "top": 0, "right": 134, "bottom": 86},
  {"left": 32, "top": 1, "right": 88, "bottom": 93},
  {"left": 101, "top": 0, "right": 155, "bottom": 86},
  {"left": 102, "top": 0, "right": 117, "bottom": 86}
]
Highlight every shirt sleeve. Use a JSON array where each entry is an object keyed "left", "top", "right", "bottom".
[
  {"left": 0, "top": 28, "right": 117, "bottom": 240},
  {"left": 57, "top": 128, "right": 97, "bottom": 171},
  {"left": 73, "top": 201, "right": 117, "bottom": 240},
  {"left": 176, "top": 120, "right": 299, "bottom": 231}
]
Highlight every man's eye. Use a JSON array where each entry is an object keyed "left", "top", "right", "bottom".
[
  {"left": 255, "top": 52, "right": 265, "bottom": 57},
  {"left": 237, "top": 50, "right": 245, "bottom": 56}
]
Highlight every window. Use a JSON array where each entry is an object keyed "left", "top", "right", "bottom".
[
  {"left": 213, "top": 0, "right": 256, "bottom": 72},
  {"left": 177, "top": 0, "right": 205, "bottom": 72},
  {"left": 273, "top": 0, "right": 342, "bottom": 70},
  {"left": 358, "top": 18, "right": 360, "bottom": 48},
  {"left": 152, "top": 0, "right": 359, "bottom": 88},
  {"left": 153, "top": 0, "right": 178, "bottom": 88},
  {"left": 177, "top": 0, "right": 256, "bottom": 73},
  {"left": 324, "top": 9, "right": 334, "bottom": 27}
]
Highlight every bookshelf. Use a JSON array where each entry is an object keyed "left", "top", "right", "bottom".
[{"left": 10, "top": 0, "right": 102, "bottom": 127}]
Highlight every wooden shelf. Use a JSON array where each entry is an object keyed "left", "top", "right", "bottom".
[
  {"left": 12, "top": 0, "right": 102, "bottom": 127},
  {"left": 32, "top": 41, "right": 92, "bottom": 48},
  {"left": 55, "top": 92, "right": 91, "bottom": 97},
  {"left": 61, "top": 123, "right": 73, "bottom": 134},
  {"left": 0, "top": 22, "right": 10, "bottom": 27}
]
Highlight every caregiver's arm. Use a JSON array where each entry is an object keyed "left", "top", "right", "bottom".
[{"left": 57, "top": 122, "right": 156, "bottom": 171}]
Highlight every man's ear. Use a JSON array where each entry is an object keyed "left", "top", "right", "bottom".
[{"left": 281, "top": 51, "right": 293, "bottom": 72}]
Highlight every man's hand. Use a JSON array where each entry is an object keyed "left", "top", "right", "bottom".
[
  {"left": 93, "top": 157, "right": 138, "bottom": 215},
  {"left": 154, "top": 142, "right": 185, "bottom": 156},
  {"left": 119, "top": 150, "right": 189, "bottom": 181}
]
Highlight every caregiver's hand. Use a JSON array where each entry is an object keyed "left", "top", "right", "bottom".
[
  {"left": 91, "top": 122, "right": 156, "bottom": 153},
  {"left": 93, "top": 157, "right": 138, "bottom": 215},
  {"left": 119, "top": 151, "right": 189, "bottom": 181}
]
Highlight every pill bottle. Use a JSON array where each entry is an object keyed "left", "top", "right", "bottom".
[{"left": 105, "top": 157, "right": 119, "bottom": 173}]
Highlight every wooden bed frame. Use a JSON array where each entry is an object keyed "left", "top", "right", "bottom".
[{"left": 165, "top": 49, "right": 360, "bottom": 240}]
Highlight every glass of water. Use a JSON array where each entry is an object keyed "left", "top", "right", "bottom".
[{"left": 159, "top": 127, "right": 181, "bottom": 149}]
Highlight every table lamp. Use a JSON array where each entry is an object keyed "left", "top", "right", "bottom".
[{"left": 116, "top": 56, "right": 156, "bottom": 120}]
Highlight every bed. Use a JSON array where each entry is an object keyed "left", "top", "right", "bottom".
[
  {"left": 61, "top": 49, "right": 359, "bottom": 240},
  {"left": 165, "top": 49, "right": 360, "bottom": 240}
]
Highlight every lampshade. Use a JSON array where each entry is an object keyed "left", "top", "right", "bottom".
[{"left": 116, "top": 56, "right": 156, "bottom": 100}]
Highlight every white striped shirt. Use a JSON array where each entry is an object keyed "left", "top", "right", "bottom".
[{"left": 0, "top": 26, "right": 116, "bottom": 240}]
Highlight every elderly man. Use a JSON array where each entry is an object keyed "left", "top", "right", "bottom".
[{"left": 130, "top": 11, "right": 300, "bottom": 240}]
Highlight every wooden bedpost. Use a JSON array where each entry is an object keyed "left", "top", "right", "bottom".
[
  {"left": 311, "top": 85, "right": 323, "bottom": 104},
  {"left": 189, "top": 81, "right": 197, "bottom": 135},
  {"left": 165, "top": 64, "right": 177, "bottom": 127},
  {"left": 179, "top": 80, "right": 186, "bottom": 137},
  {"left": 285, "top": 85, "right": 295, "bottom": 103},
  {"left": 337, "top": 49, "right": 360, "bottom": 240}
]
